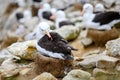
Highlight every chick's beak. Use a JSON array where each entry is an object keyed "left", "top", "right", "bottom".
[
  {"left": 80, "top": 10, "right": 85, "bottom": 16},
  {"left": 45, "top": 30, "right": 52, "bottom": 40}
]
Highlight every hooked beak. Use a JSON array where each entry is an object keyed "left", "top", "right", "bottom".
[
  {"left": 45, "top": 30, "right": 52, "bottom": 40},
  {"left": 80, "top": 10, "right": 85, "bottom": 16},
  {"left": 50, "top": 15, "right": 55, "bottom": 20}
]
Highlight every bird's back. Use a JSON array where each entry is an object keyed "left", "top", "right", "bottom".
[{"left": 92, "top": 12, "right": 120, "bottom": 25}]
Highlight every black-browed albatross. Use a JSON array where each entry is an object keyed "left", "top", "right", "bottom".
[{"left": 36, "top": 22, "right": 77, "bottom": 60}]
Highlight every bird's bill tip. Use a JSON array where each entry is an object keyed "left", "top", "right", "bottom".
[{"left": 45, "top": 30, "right": 52, "bottom": 39}]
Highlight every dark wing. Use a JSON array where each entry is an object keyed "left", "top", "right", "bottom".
[
  {"left": 38, "top": 32, "right": 77, "bottom": 55},
  {"left": 33, "top": 0, "right": 42, "bottom": 2},
  {"left": 59, "top": 21, "right": 75, "bottom": 28},
  {"left": 92, "top": 11, "right": 120, "bottom": 25},
  {"left": 93, "top": 11, "right": 103, "bottom": 14}
]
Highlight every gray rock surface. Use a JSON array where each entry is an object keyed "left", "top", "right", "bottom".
[
  {"left": 63, "top": 69, "right": 91, "bottom": 80},
  {"left": 106, "top": 38, "right": 120, "bottom": 57},
  {"left": 33, "top": 72, "right": 57, "bottom": 80},
  {"left": 7, "top": 40, "right": 37, "bottom": 60},
  {"left": 55, "top": 26, "right": 80, "bottom": 41}
]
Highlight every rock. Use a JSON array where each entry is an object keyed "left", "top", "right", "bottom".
[
  {"left": 93, "top": 68, "right": 120, "bottom": 80},
  {"left": 106, "top": 38, "right": 120, "bottom": 58},
  {"left": 51, "top": 0, "right": 76, "bottom": 10},
  {"left": 80, "top": 38, "right": 93, "bottom": 47},
  {"left": 55, "top": 26, "right": 80, "bottom": 41},
  {"left": 33, "top": 72, "right": 57, "bottom": 80},
  {"left": 96, "top": 56, "right": 119, "bottom": 70},
  {"left": 21, "top": 17, "right": 39, "bottom": 32},
  {"left": 83, "top": 49, "right": 100, "bottom": 57},
  {"left": 0, "top": 0, "right": 17, "bottom": 16},
  {"left": 87, "top": 28, "right": 119, "bottom": 46},
  {"left": 1, "top": 32, "right": 19, "bottom": 49},
  {"left": 77, "top": 53, "right": 118, "bottom": 69},
  {"left": 77, "top": 54, "right": 101, "bottom": 69},
  {"left": 114, "top": 22, "right": 120, "bottom": 28},
  {"left": 0, "top": 58, "right": 19, "bottom": 77},
  {"left": 63, "top": 69, "right": 91, "bottom": 80},
  {"left": 103, "top": 0, "right": 115, "bottom": 8},
  {"left": 19, "top": 68, "right": 32, "bottom": 75},
  {"left": 34, "top": 53, "right": 73, "bottom": 77},
  {"left": 7, "top": 40, "right": 37, "bottom": 60},
  {"left": 0, "top": 49, "right": 19, "bottom": 65},
  {"left": 79, "top": 30, "right": 93, "bottom": 47},
  {"left": 67, "top": 11, "right": 81, "bottom": 19}
]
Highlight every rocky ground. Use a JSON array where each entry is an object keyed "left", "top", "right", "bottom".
[{"left": 0, "top": 0, "right": 120, "bottom": 80}]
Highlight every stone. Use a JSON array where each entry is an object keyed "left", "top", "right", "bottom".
[
  {"left": 96, "top": 56, "right": 119, "bottom": 70},
  {"left": 19, "top": 68, "right": 32, "bottom": 75},
  {"left": 7, "top": 40, "right": 37, "bottom": 60},
  {"left": 103, "top": 0, "right": 116, "bottom": 8},
  {"left": 114, "top": 22, "right": 120, "bottom": 28},
  {"left": 79, "top": 30, "right": 93, "bottom": 47},
  {"left": 77, "top": 54, "right": 101, "bottom": 69},
  {"left": 34, "top": 53, "right": 73, "bottom": 78},
  {"left": 33, "top": 72, "right": 57, "bottom": 80},
  {"left": 87, "top": 28, "right": 119, "bottom": 46},
  {"left": 83, "top": 49, "right": 100, "bottom": 57},
  {"left": 80, "top": 38, "right": 93, "bottom": 47},
  {"left": 106, "top": 38, "right": 120, "bottom": 58},
  {"left": 63, "top": 69, "right": 91, "bottom": 80},
  {"left": 0, "top": 49, "right": 19, "bottom": 65},
  {"left": 77, "top": 53, "right": 118, "bottom": 69},
  {"left": 0, "top": 58, "right": 19, "bottom": 77},
  {"left": 1, "top": 31, "right": 19, "bottom": 49},
  {"left": 55, "top": 26, "right": 80, "bottom": 41},
  {"left": 21, "top": 17, "right": 39, "bottom": 32},
  {"left": 93, "top": 68, "right": 120, "bottom": 80}
]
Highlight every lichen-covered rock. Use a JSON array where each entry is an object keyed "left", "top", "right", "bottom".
[
  {"left": 33, "top": 72, "right": 57, "bottom": 80},
  {"left": 55, "top": 26, "right": 80, "bottom": 41},
  {"left": 7, "top": 40, "right": 37, "bottom": 60},
  {"left": 106, "top": 38, "right": 120, "bottom": 58},
  {"left": 63, "top": 69, "right": 91, "bottom": 80},
  {"left": 114, "top": 22, "right": 120, "bottom": 28},
  {"left": 93, "top": 68, "right": 120, "bottom": 80},
  {"left": 34, "top": 53, "right": 73, "bottom": 78}
]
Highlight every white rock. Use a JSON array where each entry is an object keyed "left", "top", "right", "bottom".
[
  {"left": 77, "top": 54, "right": 101, "bottom": 68},
  {"left": 55, "top": 26, "right": 80, "bottom": 41},
  {"left": 106, "top": 38, "right": 120, "bottom": 57},
  {"left": 7, "top": 40, "right": 37, "bottom": 60},
  {"left": 63, "top": 69, "right": 91, "bottom": 80},
  {"left": 0, "top": 49, "right": 19, "bottom": 65},
  {"left": 0, "top": 58, "right": 19, "bottom": 77},
  {"left": 33, "top": 72, "right": 57, "bottom": 80},
  {"left": 96, "top": 56, "right": 119, "bottom": 69}
]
